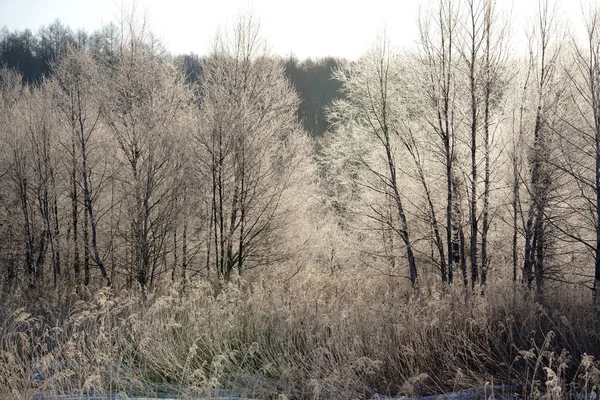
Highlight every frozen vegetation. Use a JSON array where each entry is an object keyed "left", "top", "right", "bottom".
[{"left": 2, "top": 0, "right": 600, "bottom": 399}]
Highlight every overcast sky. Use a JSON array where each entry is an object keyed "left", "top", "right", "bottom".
[{"left": 0, "top": 0, "right": 590, "bottom": 59}]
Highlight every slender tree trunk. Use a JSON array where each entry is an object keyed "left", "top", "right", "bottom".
[
  {"left": 226, "top": 183, "right": 240, "bottom": 279},
  {"left": 78, "top": 99, "right": 109, "bottom": 284},
  {"left": 470, "top": 122, "right": 478, "bottom": 290},
  {"left": 409, "top": 143, "right": 446, "bottom": 282},
  {"left": 468, "top": 8, "right": 479, "bottom": 289},
  {"left": 43, "top": 187, "right": 57, "bottom": 289},
  {"left": 481, "top": 112, "right": 490, "bottom": 285},
  {"left": 237, "top": 150, "right": 246, "bottom": 273},
  {"left": 172, "top": 228, "right": 177, "bottom": 282},
  {"left": 218, "top": 132, "right": 226, "bottom": 279},
  {"left": 383, "top": 133, "right": 418, "bottom": 290},
  {"left": 481, "top": 134, "right": 490, "bottom": 286},
  {"left": 523, "top": 210, "right": 535, "bottom": 289},
  {"left": 452, "top": 169, "right": 466, "bottom": 287},
  {"left": 460, "top": 224, "right": 468, "bottom": 287},
  {"left": 481, "top": 0, "right": 493, "bottom": 287},
  {"left": 19, "top": 175, "right": 36, "bottom": 287},
  {"left": 205, "top": 200, "right": 213, "bottom": 274},
  {"left": 512, "top": 151, "right": 519, "bottom": 282},
  {"left": 446, "top": 142, "right": 454, "bottom": 284},
  {"left": 71, "top": 137, "right": 80, "bottom": 283},
  {"left": 138, "top": 158, "right": 153, "bottom": 291},
  {"left": 534, "top": 216, "right": 545, "bottom": 302},
  {"left": 594, "top": 95, "right": 600, "bottom": 308},
  {"left": 52, "top": 189, "right": 61, "bottom": 281},
  {"left": 182, "top": 219, "right": 187, "bottom": 282},
  {"left": 84, "top": 205, "right": 90, "bottom": 286},
  {"left": 524, "top": 105, "right": 545, "bottom": 293},
  {"left": 211, "top": 142, "right": 219, "bottom": 276},
  {"left": 588, "top": 37, "right": 600, "bottom": 307}
]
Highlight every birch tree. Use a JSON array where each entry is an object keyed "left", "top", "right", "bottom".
[
  {"left": 328, "top": 38, "right": 419, "bottom": 291},
  {"left": 196, "top": 16, "right": 317, "bottom": 281},
  {"left": 521, "top": 0, "right": 564, "bottom": 300},
  {"left": 52, "top": 47, "right": 111, "bottom": 286},
  {"left": 102, "top": 19, "right": 191, "bottom": 292},
  {"left": 419, "top": 0, "right": 460, "bottom": 284},
  {"left": 457, "top": 0, "right": 509, "bottom": 287}
]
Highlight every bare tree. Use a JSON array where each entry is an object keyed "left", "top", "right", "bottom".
[
  {"left": 419, "top": 0, "right": 460, "bottom": 284},
  {"left": 102, "top": 16, "right": 191, "bottom": 293},
  {"left": 52, "top": 47, "right": 111, "bottom": 285},
  {"left": 457, "top": 0, "right": 509, "bottom": 287},
  {"left": 560, "top": 5, "right": 600, "bottom": 306},
  {"left": 1, "top": 74, "right": 58, "bottom": 288},
  {"left": 480, "top": 0, "right": 509, "bottom": 286},
  {"left": 328, "top": 38, "right": 419, "bottom": 291},
  {"left": 196, "top": 15, "right": 316, "bottom": 282},
  {"left": 459, "top": 0, "right": 486, "bottom": 289},
  {"left": 521, "top": 0, "right": 564, "bottom": 300},
  {"left": 0, "top": 68, "right": 24, "bottom": 287}
]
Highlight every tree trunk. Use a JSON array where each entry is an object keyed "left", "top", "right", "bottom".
[
  {"left": 172, "top": 228, "right": 177, "bottom": 282},
  {"left": 409, "top": 143, "right": 446, "bottom": 282},
  {"left": 446, "top": 138, "right": 454, "bottom": 284},
  {"left": 523, "top": 210, "right": 535, "bottom": 289},
  {"left": 460, "top": 224, "right": 468, "bottom": 287},
  {"left": 512, "top": 151, "right": 519, "bottom": 282},
  {"left": 182, "top": 219, "right": 187, "bottom": 282},
  {"left": 384, "top": 132, "right": 418, "bottom": 291},
  {"left": 83, "top": 207, "right": 90, "bottom": 286},
  {"left": 78, "top": 102, "right": 109, "bottom": 284},
  {"left": 71, "top": 137, "right": 80, "bottom": 283},
  {"left": 468, "top": 8, "right": 479, "bottom": 290},
  {"left": 534, "top": 216, "right": 545, "bottom": 302}
]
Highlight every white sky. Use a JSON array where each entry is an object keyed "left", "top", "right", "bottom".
[{"left": 0, "top": 0, "right": 591, "bottom": 59}]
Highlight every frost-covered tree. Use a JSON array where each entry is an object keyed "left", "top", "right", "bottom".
[
  {"left": 418, "top": 0, "right": 461, "bottom": 284},
  {"left": 52, "top": 47, "right": 112, "bottom": 286},
  {"left": 519, "top": 0, "right": 565, "bottom": 300},
  {"left": 195, "top": 16, "right": 317, "bottom": 281},
  {"left": 101, "top": 16, "right": 192, "bottom": 292},
  {"left": 327, "top": 38, "right": 419, "bottom": 291}
]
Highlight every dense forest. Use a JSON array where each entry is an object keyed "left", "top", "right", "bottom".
[{"left": 2, "top": 1, "right": 600, "bottom": 399}]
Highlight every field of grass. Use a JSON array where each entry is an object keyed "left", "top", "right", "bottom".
[{"left": 1, "top": 266, "right": 599, "bottom": 399}]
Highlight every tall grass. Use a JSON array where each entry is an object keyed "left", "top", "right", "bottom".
[{"left": 1, "top": 267, "right": 599, "bottom": 399}]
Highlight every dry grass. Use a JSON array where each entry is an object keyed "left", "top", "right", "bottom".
[{"left": 1, "top": 266, "right": 600, "bottom": 399}]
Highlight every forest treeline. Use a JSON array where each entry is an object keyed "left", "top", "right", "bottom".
[
  {"left": 1, "top": 0, "right": 600, "bottom": 308},
  {"left": 0, "top": 0, "right": 599, "bottom": 303},
  {"left": 0, "top": 19, "right": 343, "bottom": 136},
  {"left": 3, "top": 1, "right": 600, "bottom": 398}
]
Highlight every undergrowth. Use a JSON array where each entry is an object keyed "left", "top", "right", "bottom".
[{"left": 1, "top": 267, "right": 599, "bottom": 399}]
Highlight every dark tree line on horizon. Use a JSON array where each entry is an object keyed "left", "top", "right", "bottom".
[{"left": 0, "top": 20, "right": 343, "bottom": 137}]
